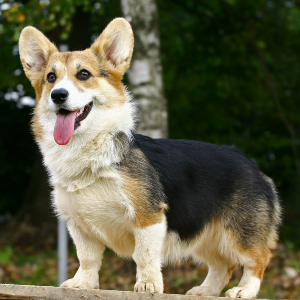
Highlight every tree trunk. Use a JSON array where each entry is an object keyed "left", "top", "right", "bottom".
[{"left": 121, "top": 0, "right": 168, "bottom": 138}]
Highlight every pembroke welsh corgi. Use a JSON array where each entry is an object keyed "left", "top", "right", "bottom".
[{"left": 19, "top": 18, "right": 281, "bottom": 298}]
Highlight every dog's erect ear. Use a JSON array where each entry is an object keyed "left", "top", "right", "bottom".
[
  {"left": 19, "top": 26, "right": 58, "bottom": 83},
  {"left": 91, "top": 18, "right": 134, "bottom": 75}
]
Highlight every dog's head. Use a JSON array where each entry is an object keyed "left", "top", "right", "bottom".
[{"left": 19, "top": 18, "right": 134, "bottom": 145}]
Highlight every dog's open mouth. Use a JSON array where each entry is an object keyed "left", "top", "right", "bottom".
[
  {"left": 74, "top": 102, "right": 93, "bottom": 130},
  {"left": 54, "top": 102, "right": 93, "bottom": 145}
]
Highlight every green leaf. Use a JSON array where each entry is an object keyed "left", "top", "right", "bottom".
[
  {"left": 0, "top": 246, "right": 13, "bottom": 266},
  {"left": 288, "top": 7, "right": 300, "bottom": 32}
]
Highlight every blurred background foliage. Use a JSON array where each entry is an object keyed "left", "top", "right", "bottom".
[{"left": 0, "top": 0, "right": 300, "bottom": 297}]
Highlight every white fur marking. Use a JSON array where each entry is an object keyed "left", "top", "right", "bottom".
[
  {"left": 48, "top": 73, "right": 95, "bottom": 112},
  {"left": 187, "top": 264, "right": 231, "bottom": 296},
  {"left": 133, "top": 217, "right": 166, "bottom": 293},
  {"left": 60, "top": 223, "right": 105, "bottom": 289},
  {"left": 225, "top": 268, "right": 261, "bottom": 298}
]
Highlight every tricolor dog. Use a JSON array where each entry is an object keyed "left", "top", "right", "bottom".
[{"left": 19, "top": 18, "right": 281, "bottom": 298}]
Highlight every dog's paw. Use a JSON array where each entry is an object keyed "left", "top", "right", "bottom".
[
  {"left": 225, "top": 287, "right": 258, "bottom": 298},
  {"left": 134, "top": 281, "right": 163, "bottom": 294},
  {"left": 186, "top": 285, "right": 220, "bottom": 296},
  {"left": 60, "top": 277, "right": 99, "bottom": 289}
]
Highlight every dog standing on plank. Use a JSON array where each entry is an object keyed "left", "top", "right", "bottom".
[{"left": 19, "top": 18, "right": 281, "bottom": 298}]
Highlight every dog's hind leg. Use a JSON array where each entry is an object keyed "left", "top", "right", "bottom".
[
  {"left": 225, "top": 247, "right": 271, "bottom": 298},
  {"left": 186, "top": 261, "right": 235, "bottom": 296},
  {"left": 185, "top": 219, "right": 237, "bottom": 296}
]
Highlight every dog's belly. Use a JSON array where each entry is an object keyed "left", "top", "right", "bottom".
[
  {"left": 53, "top": 177, "right": 136, "bottom": 257},
  {"left": 53, "top": 176, "right": 230, "bottom": 263}
]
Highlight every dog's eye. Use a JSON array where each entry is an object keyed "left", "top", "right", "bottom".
[
  {"left": 77, "top": 69, "right": 91, "bottom": 80},
  {"left": 47, "top": 72, "right": 56, "bottom": 83}
]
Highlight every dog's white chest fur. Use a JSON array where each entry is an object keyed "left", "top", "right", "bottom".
[{"left": 53, "top": 172, "right": 136, "bottom": 257}]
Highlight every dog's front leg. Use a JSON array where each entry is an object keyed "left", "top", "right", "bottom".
[
  {"left": 60, "top": 221, "right": 105, "bottom": 289},
  {"left": 133, "top": 221, "right": 166, "bottom": 293}
]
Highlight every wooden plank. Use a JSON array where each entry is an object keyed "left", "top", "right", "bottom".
[{"left": 0, "top": 284, "right": 281, "bottom": 300}]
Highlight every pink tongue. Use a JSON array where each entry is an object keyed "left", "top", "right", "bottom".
[{"left": 54, "top": 110, "right": 78, "bottom": 145}]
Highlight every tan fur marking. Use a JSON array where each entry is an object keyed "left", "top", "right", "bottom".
[
  {"left": 106, "top": 68, "right": 127, "bottom": 101},
  {"left": 19, "top": 26, "right": 58, "bottom": 101},
  {"left": 121, "top": 148, "right": 167, "bottom": 228},
  {"left": 227, "top": 264, "right": 237, "bottom": 277},
  {"left": 246, "top": 247, "right": 272, "bottom": 280},
  {"left": 192, "top": 217, "right": 273, "bottom": 282},
  {"left": 224, "top": 224, "right": 272, "bottom": 280},
  {"left": 121, "top": 172, "right": 166, "bottom": 228},
  {"left": 91, "top": 18, "right": 133, "bottom": 75},
  {"left": 31, "top": 112, "right": 43, "bottom": 141}
]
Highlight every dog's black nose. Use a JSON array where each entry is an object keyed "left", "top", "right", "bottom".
[{"left": 51, "top": 88, "right": 69, "bottom": 104}]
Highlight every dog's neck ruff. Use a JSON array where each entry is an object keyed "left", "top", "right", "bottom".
[
  {"left": 40, "top": 130, "right": 132, "bottom": 192},
  {"left": 37, "top": 99, "right": 135, "bottom": 192}
]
